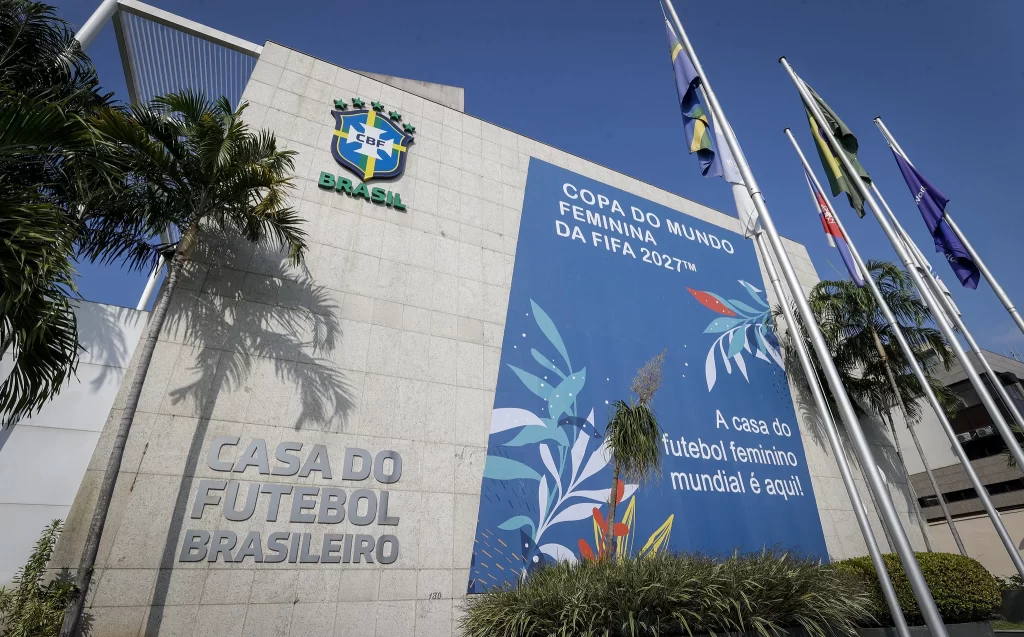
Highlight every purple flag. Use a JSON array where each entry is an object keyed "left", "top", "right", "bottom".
[{"left": 891, "top": 149, "right": 979, "bottom": 289}]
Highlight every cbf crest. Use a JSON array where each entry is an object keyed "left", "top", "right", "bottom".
[{"left": 330, "top": 97, "right": 415, "bottom": 182}]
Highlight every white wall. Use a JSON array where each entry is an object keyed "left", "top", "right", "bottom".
[{"left": 0, "top": 302, "right": 146, "bottom": 586}]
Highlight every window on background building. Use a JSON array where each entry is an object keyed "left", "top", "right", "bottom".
[
  {"left": 945, "top": 373, "right": 1024, "bottom": 461},
  {"left": 918, "top": 477, "right": 1024, "bottom": 515}
]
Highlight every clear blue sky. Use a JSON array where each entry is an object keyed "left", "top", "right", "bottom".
[{"left": 57, "top": 0, "right": 1023, "bottom": 353}]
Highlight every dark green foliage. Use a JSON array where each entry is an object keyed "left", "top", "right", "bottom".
[
  {"left": 0, "top": 520, "right": 81, "bottom": 636},
  {"left": 85, "top": 90, "right": 307, "bottom": 269},
  {"left": 781, "top": 260, "right": 962, "bottom": 426},
  {"left": 998, "top": 574, "right": 1024, "bottom": 591},
  {"left": 460, "top": 550, "right": 872, "bottom": 637},
  {"left": 836, "top": 552, "right": 1000, "bottom": 626},
  {"left": 606, "top": 400, "right": 663, "bottom": 483},
  {"left": 0, "top": 0, "right": 108, "bottom": 421}
]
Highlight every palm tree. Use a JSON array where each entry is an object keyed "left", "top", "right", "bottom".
[
  {"left": 0, "top": 0, "right": 117, "bottom": 422},
  {"left": 60, "top": 90, "right": 307, "bottom": 637},
  {"left": 791, "top": 260, "right": 963, "bottom": 552},
  {"left": 603, "top": 349, "right": 667, "bottom": 558}
]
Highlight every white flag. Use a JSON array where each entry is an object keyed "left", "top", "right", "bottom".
[{"left": 709, "top": 109, "right": 759, "bottom": 238}]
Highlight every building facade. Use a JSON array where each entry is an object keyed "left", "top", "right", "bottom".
[
  {"left": 48, "top": 24, "right": 930, "bottom": 637},
  {"left": 894, "top": 349, "right": 1024, "bottom": 576},
  {"left": 1, "top": 302, "right": 147, "bottom": 586}
]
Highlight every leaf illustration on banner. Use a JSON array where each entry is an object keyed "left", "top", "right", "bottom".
[
  {"left": 531, "top": 299, "right": 571, "bottom": 372},
  {"left": 727, "top": 299, "right": 760, "bottom": 317},
  {"left": 758, "top": 322, "right": 785, "bottom": 368},
  {"left": 491, "top": 408, "right": 546, "bottom": 434},
  {"left": 548, "top": 502, "right": 604, "bottom": 526},
  {"left": 638, "top": 514, "right": 675, "bottom": 558},
  {"left": 547, "top": 368, "right": 586, "bottom": 420},
  {"left": 693, "top": 280, "right": 784, "bottom": 392},
  {"left": 538, "top": 476, "right": 549, "bottom": 518},
  {"left": 573, "top": 438, "right": 610, "bottom": 487},
  {"left": 734, "top": 349, "right": 748, "bottom": 380},
  {"left": 539, "top": 444, "right": 558, "bottom": 485},
  {"left": 498, "top": 515, "right": 536, "bottom": 535},
  {"left": 570, "top": 415, "right": 591, "bottom": 477},
  {"left": 508, "top": 365, "right": 555, "bottom": 401},
  {"left": 531, "top": 348, "right": 566, "bottom": 379},
  {"left": 727, "top": 326, "right": 747, "bottom": 357},
  {"left": 483, "top": 456, "right": 541, "bottom": 481},
  {"left": 704, "top": 317, "right": 744, "bottom": 334},
  {"left": 687, "top": 288, "right": 738, "bottom": 316},
  {"left": 739, "top": 280, "right": 769, "bottom": 308},
  {"left": 539, "top": 543, "right": 577, "bottom": 563},
  {"left": 504, "top": 424, "right": 569, "bottom": 448},
  {"left": 705, "top": 346, "right": 717, "bottom": 391},
  {"left": 566, "top": 484, "right": 638, "bottom": 504}
]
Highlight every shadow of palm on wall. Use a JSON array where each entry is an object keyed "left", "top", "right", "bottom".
[{"left": 139, "top": 227, "right": 355, "bottom": 636}]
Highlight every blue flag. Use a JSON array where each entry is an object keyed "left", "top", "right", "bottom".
[
  {"left": 665, "top": 21, "right": 722, "bottom": 178},
  {"left": 891, "top": 149, "right": 979, "bottom": 289}
]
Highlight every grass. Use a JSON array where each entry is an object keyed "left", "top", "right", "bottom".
[{"left": 460, "top": 550, "right": 872, "bottom": 637}]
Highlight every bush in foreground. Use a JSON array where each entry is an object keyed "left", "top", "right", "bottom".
[
  {"left": 836, "top": 552, "right": 1000, "bottom": 626},
  {"left": 461, "top": 550, "right": 871, "bottom": 637},
  {"left": 0, "top": 520, "right": 80, "bottom": 636}
]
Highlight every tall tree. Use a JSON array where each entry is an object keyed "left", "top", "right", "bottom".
[
  {"left": 790, "top": 260, "right": 962, "bottom": 552},
  {"left": 60, "top": 90, "right": 307, "bottom": 637},
  {"left": 603, "top": 350, "right": 666, "bottom": 558},
  {"left": 0, "top": 0, "right": 117, "bottom": 421}
]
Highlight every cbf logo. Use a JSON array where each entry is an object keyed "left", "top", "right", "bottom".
[{"left": 330, "top": 97, "right": 415, "bottom": 181}]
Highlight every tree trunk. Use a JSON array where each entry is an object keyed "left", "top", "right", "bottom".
[
  {"left": 605, "top": 463, "right": 621, "bottom": 560},
  {"left": 60, "top": 225, "right": 195, "bottom": 637}
]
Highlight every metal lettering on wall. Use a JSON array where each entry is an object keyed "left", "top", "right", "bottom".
[{"left": 178, "top": 437, "right": 402, "bottom": 564}]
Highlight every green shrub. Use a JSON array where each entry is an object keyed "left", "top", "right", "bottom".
[
  {"left": 998, "top": 574, "right": 1024, "bottom": 591},
  {"left": 460, "top": 550, "right": 872, "bottom": 637},
  {"left": 0, "top": 520, "right": 79, "bottom": 637},
  {"left": 835, "top": 552, "right": 1000, "bottom": 626}
]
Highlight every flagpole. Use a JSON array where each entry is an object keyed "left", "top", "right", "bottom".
[
  {"left": 784, "top": 131, "right": 965, "bottom": 557},
  {"left": 753, "top": 231, "right": 912, "bottom": 636},
  {"left": 871, "top": 182, "right": 1024, "bottom": 469},
  {"left": 787, "top": 130, "right": 1024, "bottom": 578},
  {"left": 780, "top": 57, "right": 955, "bottom": 637},
  {"left": 660, "top": 6, "right": 942, "bottom": 631},
  {"left": 874, "top": 117, "right": 1024, "bottom": 337}
]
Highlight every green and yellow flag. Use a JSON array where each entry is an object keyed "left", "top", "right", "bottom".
[{"left": 804, "top": 84, "right": 871, "bottom": 216}]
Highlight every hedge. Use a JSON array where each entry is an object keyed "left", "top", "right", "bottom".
[
  {"left": 835, "top": 552, "right": 1000, "bottom": 626},
  {"left": 460, "top": 550, "right": 872, "bottom": 637}
]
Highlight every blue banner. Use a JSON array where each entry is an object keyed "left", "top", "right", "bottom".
[{"left": 469, "top": 159, "right": 827, "bottom": 593}]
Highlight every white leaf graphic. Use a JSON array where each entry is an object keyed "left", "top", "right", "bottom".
[
  {"left": 705, "top": 345, "right": 717, "bottom": 391},
  {"left": 566, "top": 487, "right": 610, "bottom": 503},
  {"left": 538, "top": 475, "right": 549, "bottom": 521},
  {"left": 548, "top": 502, "right": 600, "bottom": 526},
  {"left": 539, "top": 543, "right": 577, "bottom": 563},
  {"left": 719, "top": 337, "right": 732, "bottom": 374},
  {"left": 573, "top": 438, "right": 610, "bottom": 487},
  {"left": 539, "top": 444, "right": 558, "bottom": 481},
  {"left": 734, "top": 353, "right": 748, "bottom": 381},
  {"left": 568, "top": 483, "right": 638, "bottom": 503},
  {"left": 491, "top": 408, "right": 545, "bottom": 434},
  {"left": 766, "top": 341, "right": 785, "bottom": 369},
  {"left": 570, "top": 424, "right": 590, "bottom": 481}
]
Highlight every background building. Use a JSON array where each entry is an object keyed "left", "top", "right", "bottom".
[
  {"left": 0, "top": 302, "right": 147, "bottom": 586},
  {"left": 894, "top": 349, "right": 1024, "bottom": 576}
]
